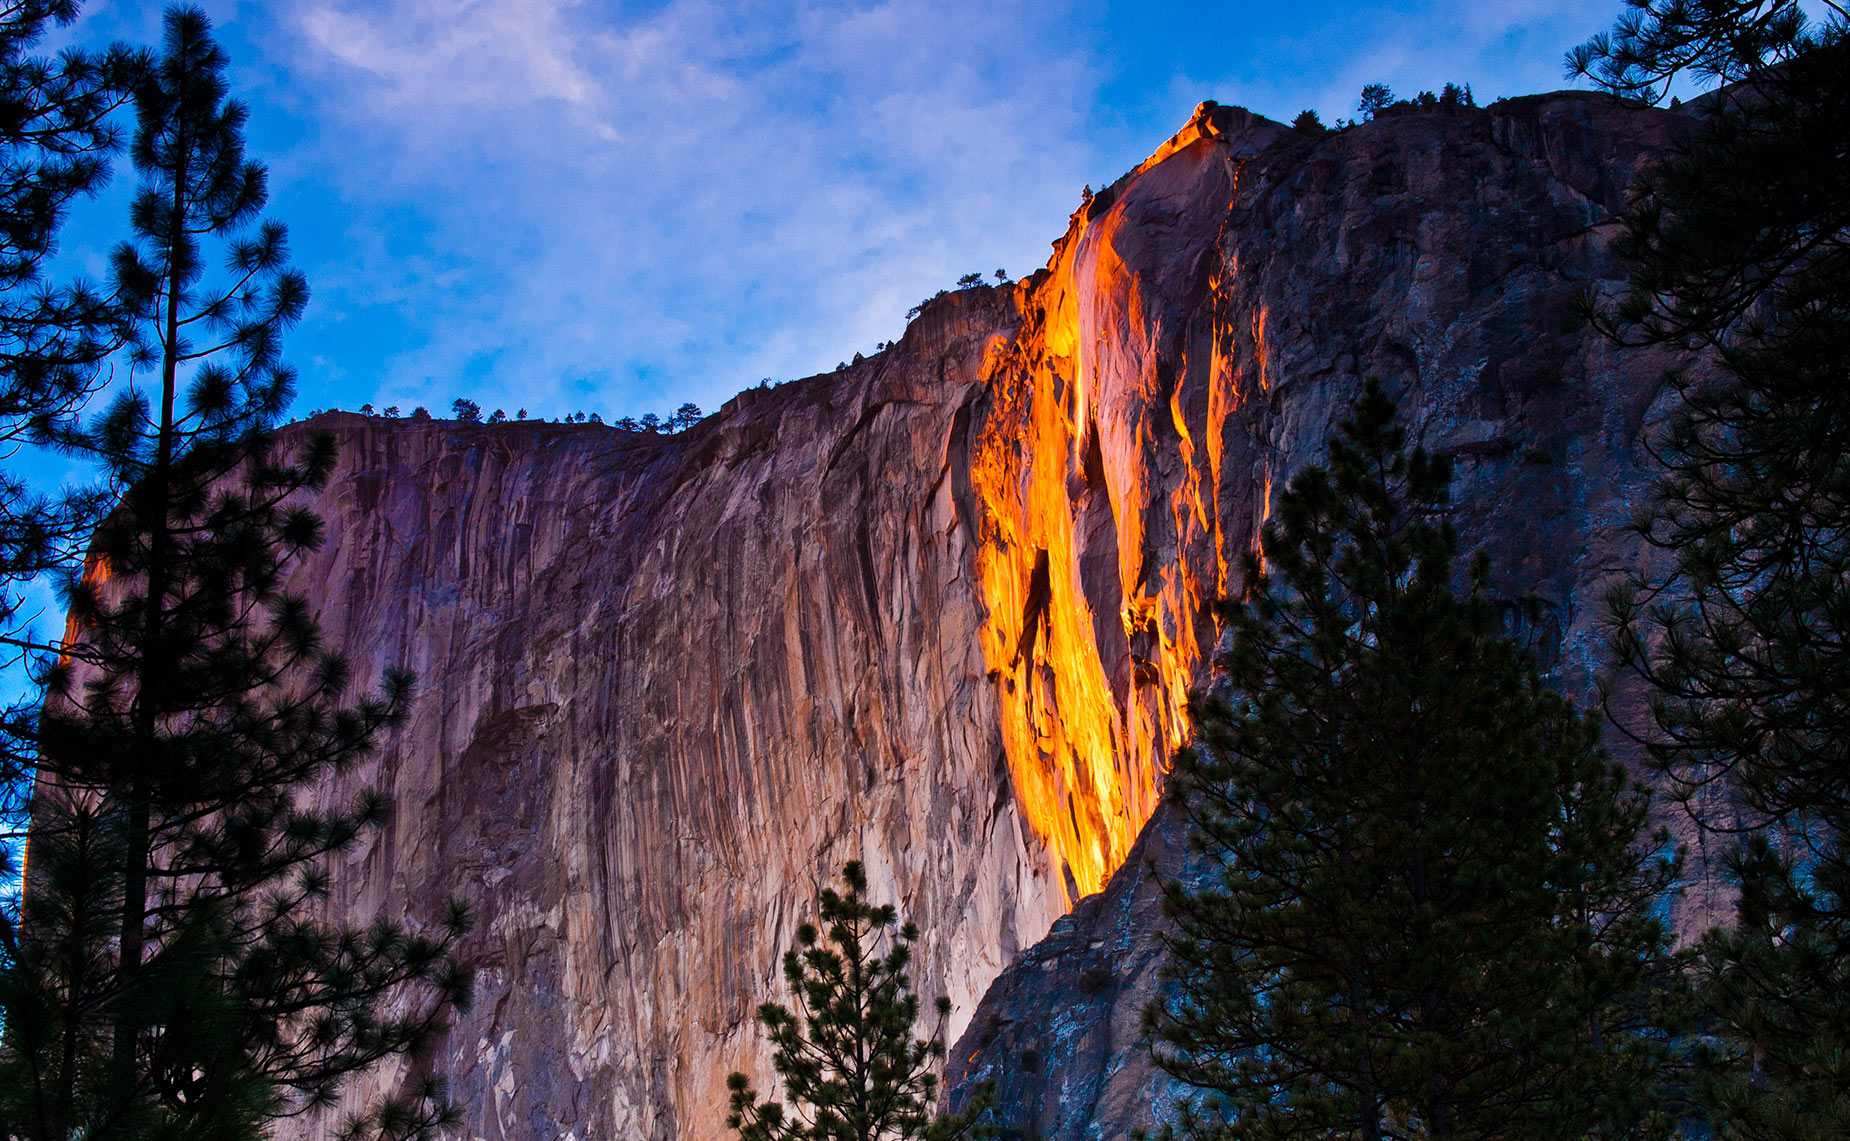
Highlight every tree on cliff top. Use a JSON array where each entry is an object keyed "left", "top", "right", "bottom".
[
  {"left": 1574, "top": 2, "right": 1850, "bottom": 1134},
  {"left": 1357, "top": 83, "right": 1393, "bottom": 119},
  {"left": 1148, "top": 382, "right": 1685, "bottom": 1141},
  {"left": 0, "top": 10, "right": 468, "bottom": 1139},
  {"left": 727, "top": 862, "right": 993, "bottom": 1141}
]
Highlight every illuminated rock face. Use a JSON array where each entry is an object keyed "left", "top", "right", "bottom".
[
  {"left": 947, "top": 92, "right": 1708, "bottom": 1141},
  {"left": 279, "top": 92, "right": 1695, "bottom": 1141},
  {"left": 971, "top": 103, "right": 1284, "bottom": 906},
  {"left": 285, "top": 295, "right": 1061, "bottom": 1141}
]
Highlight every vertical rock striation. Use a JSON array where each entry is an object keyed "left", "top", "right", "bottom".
[
  {"left": 286, "top": 295, "right": 1058, "bottom": 1141},
  {"left": 971, "top": 104, "right": 1283, "bottom": 907},
  {"left": 269, "top": 91, "right": 1702, "bottom": 1141},
  {"left": 947, "top": 93, "right": 1710, "bottom": 1141}
]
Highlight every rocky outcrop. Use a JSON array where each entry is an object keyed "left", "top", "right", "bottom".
[
  {"left": 945, "top": 92, "right": 1713, "bottom": 1141},
  {"left": 287, "top": 291, "right": 1063, "bottom": 1141},
  {"left": 969, "top": 102, "right": 1284, "bottom": 906},
  {"left": 275, "top": 91, "right": 1707, "bottom": 1141}
]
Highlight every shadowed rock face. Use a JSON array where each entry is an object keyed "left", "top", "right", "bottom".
[
  {"left": 271, "top": 92, "right": 1704, "bottom": 1141},
  {"left": 945, "top": 93, "right": 1715, "bottom": 1141}
]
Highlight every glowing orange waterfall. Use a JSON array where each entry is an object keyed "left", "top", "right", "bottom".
[{"left": 966, "top": 111, "right": 1257, "bottom": 902}]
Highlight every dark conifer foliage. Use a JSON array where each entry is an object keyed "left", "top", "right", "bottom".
[
  {"left": 0, "top": 0, "right": 139, "bottom": 877},
  {"left": 1574, "top": 3, "right": 1850, "bottom": 1134},
  {"left": 727, "top": 862, "right": 992, "bottom": 1141},
  {"left": 0, "top": 9, "right": 467, "bottom": 1140},
  {"left": 0, "top": 0, "right": 139, "bottom": 589},
  {"left": 1148, "top": 383, "right": 1684, "bottom": 1141},
  {"left": 1567, "top": 0, "right": 1824, "bottom": 103}
]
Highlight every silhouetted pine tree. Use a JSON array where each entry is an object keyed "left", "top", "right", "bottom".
[
  {"left": 1149, "top": 382, "right": 1684, "bottom": 1141},
  {"left": 0, "top": 0, "right": 140, "bottom": 900},
  {"left": 727, "top": 862, "right": 992, "bottom": 1141},
  {"left": 0, "top": 0, "right": 139, "bottom": 575},
  {"left": 0, "top": 9, "right": 468, "bottom": 1140},
  {"left": 1573, "top": 3, "right": 1850, "bottom": 1134}
]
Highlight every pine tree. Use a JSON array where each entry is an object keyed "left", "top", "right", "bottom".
[
  {"left": 1357, "top": 83, "right": 1394, "bottom": 119},
  {"left": 0, "top": 0, "right": 139, "bottom": 578},
  {"left": 0, "top": 0, "right": 140, "bottom": 905},
  {"left": 0, "top": 6, "right": 141, "bottom": 1133},
  {"left": 0, "top": 9, "right": 468, "bottom": 1139},
  {"left": 726, "top": 862, "right": 992, "bottom": 1141},
  {"left": 1572, "top": 4, "right": 1850, "bottom": 1134},
  {"left": 1148, "top": 382, "right": 1684, "bottom": 1141}
]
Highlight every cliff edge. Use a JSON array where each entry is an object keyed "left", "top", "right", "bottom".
[{"left": 274, "top": 91, "right": 1701, "bottom": 1141}]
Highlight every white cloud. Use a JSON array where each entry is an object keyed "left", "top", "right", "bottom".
[
  {"left": 266, "top": 0, "right": 1099, "bottom": 417},
  {"left": 37, "top": 0, "right": 1630, "bottom": 424},
  {"left": 300, "top": 0, "right": 596, "bottom": 107}
]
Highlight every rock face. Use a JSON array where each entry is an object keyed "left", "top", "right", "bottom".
[
  {"left": 278, "top": 93, "right": 1706, "bottom": 1141},
  {"left": 945, "top": 93, "right": 1712, "bottom": 1141},
  {"left": 289, "top": 294, "right": 1061, "bottom": 1141}
]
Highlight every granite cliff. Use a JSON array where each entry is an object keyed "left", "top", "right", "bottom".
[{"left": 276, "top": 92, "right": 1703, "bottom": 1140}]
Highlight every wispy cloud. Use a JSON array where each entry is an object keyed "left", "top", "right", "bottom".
[
  {"left": 54, "top": 0, "right": 1625, "bottom": 423},
  {"left": 261, "top": 0, "right": 1099, "bottom": 417},
  {"left": 301, "top": 0, "right": 597, "bottom": 107}
]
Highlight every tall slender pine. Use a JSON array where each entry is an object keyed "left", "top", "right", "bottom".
[{"left": 1, "top": 9, "right": 468, "bottom": 1139}]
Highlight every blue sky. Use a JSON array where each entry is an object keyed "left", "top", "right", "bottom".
[{"left": 44, "top": 0, "right": 1621, "bottom": 425}]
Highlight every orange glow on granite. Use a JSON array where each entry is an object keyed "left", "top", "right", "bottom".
[
  {"left": 969, "top": 183, "right": 1208, "bottom": 905},
  {"left": 1253, "top": 306, "right": 1270, "bottom": 392}
]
